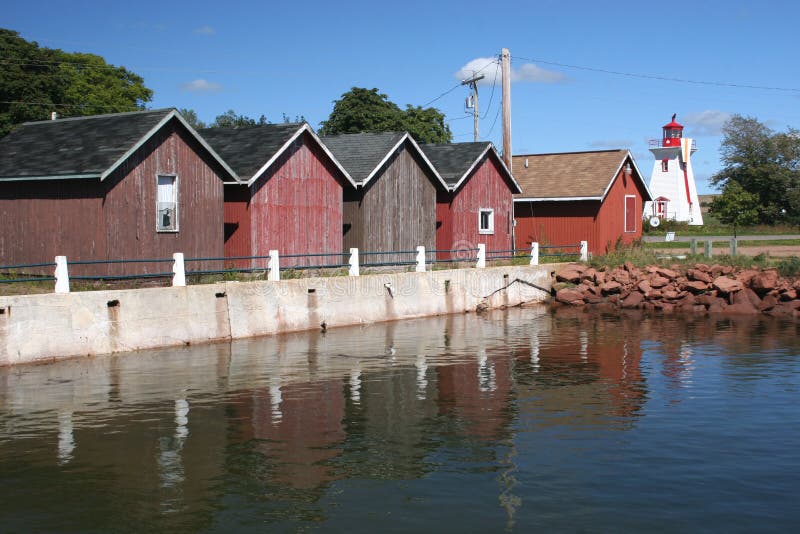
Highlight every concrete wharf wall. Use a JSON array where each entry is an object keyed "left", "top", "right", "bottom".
[{"left": 0, "top": 265, "right": 554, "bottom": 366}]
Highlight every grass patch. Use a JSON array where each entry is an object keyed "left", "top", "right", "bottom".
[
  {"left": 643, "top": 220, "right": 800, "bottom": 237},
  {"left": 643, "top": 239, "right": 800, "bottom": 249}
]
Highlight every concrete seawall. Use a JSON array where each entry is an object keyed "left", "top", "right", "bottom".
[{"left": 0, "top": 265, "right": 555, "bottom": 366}]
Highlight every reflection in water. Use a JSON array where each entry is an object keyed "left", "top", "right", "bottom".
[{"left": 1, "top": 308, "right": 799, "bottom": 531}]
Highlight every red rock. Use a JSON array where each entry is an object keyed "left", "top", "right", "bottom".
[
  {"left": 683, "top": 281, "right": 709, "bottom": 294},
  {"left": 713, "top": 276, "right": 743, "bottom": 294},
  {"left": 650, "top": 275, "right": 670, "bottom": 288},
  {"left": 792, "top": 280, "right": 800, "bottom": 290},
  {"left": 656, "top": 302, "right": 675, "bottom": 313},
  {"left": 556, "top": 288, "right": 585, "bottom": 305},
  {"left": 721, "top": 266, "right": 734, "bottom": 275},
  {"left": 780, "top": 289, "right": 798, "bottom": 301},
  {"left": 751, "top": 269, "right": 779, "bottom": 293},
  {"left": 601, "top": 281, "right": 622, "bottom": 294},
  {"left": 708, "top": 301, "right": 727, "bottom": 313},
  {"left": 736, "top": 269, "right": 759, "bottom": 286},
  {"left": 621, "top": 291, "right": 644, "bottom": 309},
  {"left": 687, "top": 269, "right": 713, "bottom": 283},
  {"left": 693, "top": 305, "right": 707, "bottom": 314},
  {"left": 662, "top": 289, "right": 680, "bottom": 300},
  {"left": 624, "top": 261, "right": 636, "bottom": 273},
  {"left": 731, "top": 287, "right": 761, "bottom": 308},
  {"left": 646, "top": 265, "right": 659, "bottom": 274},
  {"left": 643, "top": 302, "right": 655, "bottom": 312},
  {"left": 594, "top": 271, "right": 606, "bottom": 285},
  {"left": 638, "top": 280, "right": 652, "bottom": 293},
  {"left": 585, "top": 295, "right": 604, "bottom": 304},
  {"left": 647, "top": 289, "right": 663, "bottom": 299},
  {"left": 611, "top": 269, "right": 631, "bottom": 284},
  {"left": 556, "top": 268, "right": 583, "bottom": 284},
  {"left": 759, "top": 293, "right": 779, "bottom": 311},
  {"left": 723, "top": 301, "right": 759, "bottom": 315},
  {"left": 694, "top": 263, "right": 710, "bottom": 272},
  {"left": 608, "top": 294, "right": 621, "bottom": 305},
  {"left": 679, "top": 294, "right": 697, "bottom": 307},
  {"left": 581, "top": 267, "right": 597, "bottom": 281},
  {"left": 656, "top": 267, "right": 678, "bottom": 280}
]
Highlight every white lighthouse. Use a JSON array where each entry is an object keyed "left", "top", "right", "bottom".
[{"left": 644, "top": 115, "right": 703, "bottom": 225}]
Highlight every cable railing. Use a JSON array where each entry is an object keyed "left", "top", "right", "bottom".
[{"left": 0, "top": 240, "right": 588, "bottom": 293}]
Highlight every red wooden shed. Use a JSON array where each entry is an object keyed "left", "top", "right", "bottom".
[
  {"left": 201, "top": 123, "right": 355, "bottom": 268},
  {"left": 422, "top": 142, "right": 521, "bottom": 260},
  {"left": 512, "top": 149, "right": 652, "bottom": 256},
  {"left": 0, "top": 109, "right": 237, "bottom": 276}
]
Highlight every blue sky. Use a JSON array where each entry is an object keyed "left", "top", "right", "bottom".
[{"left": 6, "top": 0, "right": 800, "bottom": 194}]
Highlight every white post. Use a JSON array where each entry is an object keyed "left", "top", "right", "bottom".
[
  {"left": 172, "top": 252, "right": 186, "bottom": 287},
  {"left": 530, "top": 242, "right": 539, "bottom": 265},
  {"left": 476, "top": 244, "right": 486, "bottom": 268},
  {"left": 348, "top": 247, "right": 360, "bottom": 276},
  {"left": 580, "top": 241, "right": 588, "bottom": 261},
  {"left": 54, "top": 255, "right": 70, "bottom": 294},
  {"left": 416, "top": 246, "right": 426, "bottom": 272},
  {"left": 268, "top": 250, "right": 280, "bottom": 281}
]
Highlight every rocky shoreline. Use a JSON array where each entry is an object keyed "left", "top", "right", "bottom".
[{"left": 553, "top": 263, "right": 800, "bottom": 317}]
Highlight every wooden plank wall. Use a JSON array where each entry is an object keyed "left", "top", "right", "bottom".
[
  {"left": 102, "top": 120, "right": 226, "bottom": 276},
  {"left": 0, "top": 179, "right": 105, "bottom": 274},
  {"left": 344, "top": 143, "right": 437, "bottom": 264},
  {"left": 437, "top": 155, "right": 515, "bottom": 260},
  {"left": 248, "top": 133, "right": 345, "bottom": 268}
]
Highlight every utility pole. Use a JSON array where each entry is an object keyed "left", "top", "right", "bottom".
[
  {"left": 501, "top": 48, "right": 512, "bottom": 172},
  {"left": 461, "top": 72, "right": 485, "bottom": 142}
]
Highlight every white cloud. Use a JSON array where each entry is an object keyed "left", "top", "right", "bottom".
[
  {"left": 194, "top": 25, "right": 216, "bottom": 35},
  {"left": 455, "top": 57, "right": 566, "bottom": 86},
  {"left": 180, "top": 79, "right": 222, "bottom": 93},
  {"left": 682, "top": 110, "right": 731, "bottom": 136},
  {"left": 511, "top": 63, "right": 567, "bottom": 84}
]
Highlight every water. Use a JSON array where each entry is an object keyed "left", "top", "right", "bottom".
[{"left": 1, "top": 308, "right": 799, "bottom": 532}]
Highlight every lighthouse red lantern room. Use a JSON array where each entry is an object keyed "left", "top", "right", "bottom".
[{"left": 644, "top": 114, "right": 703, "bottom": 225}]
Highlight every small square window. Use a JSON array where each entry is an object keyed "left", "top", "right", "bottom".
[
  {"left": 478, "top": 208, "right": 494, "bottom": 235},
  {"left": 157, "top": 175, "right": 178, "bottom": 232},
  {"left": 661, "top": 160, "right": 669, "bottom": 172}
]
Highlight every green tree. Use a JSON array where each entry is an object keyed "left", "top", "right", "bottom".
[
  {"left": 210, "top": 109, "right": 269, "bottom": 128},
  {"left": 709, "top": 181, "right": 760, "bottom": 237},
  {"left": 710, "top": 115, "right": 800, "bottom": 225},
  {"left": 0, "top": 28, "right": 153, "bottom": 136},
  {"left": 319, "top": 87, "right": 451, "bottom": 144},
  {"left": 178, "top": 108, "right": 206, "bottom": 130}
]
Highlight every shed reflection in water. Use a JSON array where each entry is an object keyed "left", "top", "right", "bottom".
[{"left": 1, "top": 307, "right": 799, "bottom": 531}]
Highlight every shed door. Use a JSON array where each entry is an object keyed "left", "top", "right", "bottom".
[{"left": 624, "top": 195, "right": 636, "bottom": 233}]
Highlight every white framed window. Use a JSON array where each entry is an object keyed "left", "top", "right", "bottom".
[
  {"left": 478, "top": 208, "right": 494, "bottom": 235},
  {"left": 661, "top": 159, "right": 669, "bottom": 172},
  {"left": 156, "top": 174, "right": 178, "bottom": 232}
]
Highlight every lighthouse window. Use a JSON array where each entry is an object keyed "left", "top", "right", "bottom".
[{"left": 661, "top": 160, "right": 669, "bottom": 172}]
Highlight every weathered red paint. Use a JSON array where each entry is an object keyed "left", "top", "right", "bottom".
[
  {"left": 436, "top": 155, "right": 516, "bottom": 260},
  {"left": 223, "top": 132, "right": 347, "bottom": 268},
  {"left": 514, "top": 156, "right": 649, "bottom": 255},
  {"left": 0, "top": 119, "right": 226, "bottom": 277}
]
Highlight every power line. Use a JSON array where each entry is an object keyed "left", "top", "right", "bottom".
[
  {"left": 480, "top": 61, "right": 500, "bottom": 120},
  {"left": 512, "top": 55, "right": 800, "bottom": 93},
  {"left": 422, "top": 57, "right": 498, "bottom": 108}
]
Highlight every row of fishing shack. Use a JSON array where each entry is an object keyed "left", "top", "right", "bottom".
[{"left": 0, "top": 108, "right": 652, "bottom": 276}]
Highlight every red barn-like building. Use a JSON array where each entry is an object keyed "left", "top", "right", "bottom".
[
  {"left": 421, "top": 142, "right": 521, "bottom": 260},
  {"left": 202, "top": 124, "right": 355, "bottom": 268},
  {"left": 0, "top": 109, "right": 237, "bottom": 276},
  {"left": 512, "top": 150, "right": 652, "bottom": 256}
]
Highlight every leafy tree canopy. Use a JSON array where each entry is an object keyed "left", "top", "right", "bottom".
[
  {"left": 710, "top": 114, "right": 800, "bottom": 225},
  {"left": 178, "top": 108, "right": 206, "bottom": 130},
  {"left": 0, "top": 28, "right": 153, "bottom": 136},
  {"left": 210, "top": 109, "right": 269, "bottom": 128},
  {"left": 319, "top": 87, "right": 452, "bottom": 144},
  {"left": 709, "top": 181, "right": 759, "bottom": 237}
]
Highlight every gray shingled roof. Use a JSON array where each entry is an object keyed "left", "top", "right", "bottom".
[
  {"left": 200, "top": 123, "right": 303, "bottom": 180},
  {"left": 420, "top": 142, "right": 521, "bottom": 193},
  {"left": 421, "top": 142, "right": 492, "bottom": 186},
  {"left": 0, "top": 109, "right": 176, "bottom": 180},
  {"left": 320, "top": 132, "right": 407, "bottom": 184}
]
